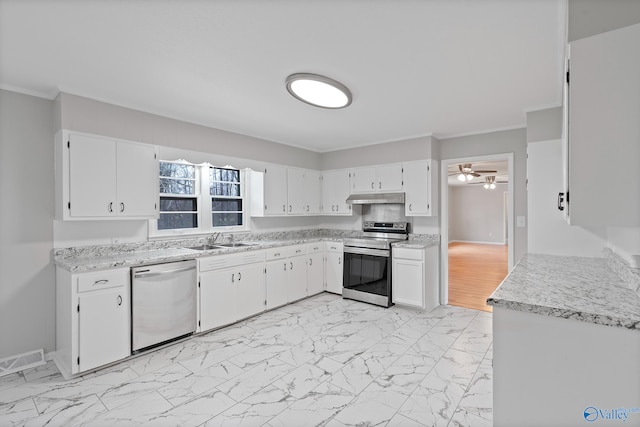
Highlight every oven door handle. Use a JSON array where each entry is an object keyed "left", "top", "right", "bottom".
[{"left": 344, "top": 246, "right": 390, "bottom": 257}]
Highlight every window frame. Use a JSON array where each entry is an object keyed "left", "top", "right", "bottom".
[{"left": 149, "top": 160, "right": 249, "bottom": 239}]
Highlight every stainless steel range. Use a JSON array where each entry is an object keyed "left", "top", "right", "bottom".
[{"left": 342, "top": 221, "right": 409, "bottom": 307}]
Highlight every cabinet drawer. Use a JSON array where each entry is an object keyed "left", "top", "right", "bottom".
[
  {"left": 307, "top": 243, "right": 323, "bottom": 254},
  {"left": 393, "top": 248, "right": 424, "bottom": 261},
  {"left": 199, "top": 251, "right": 265, "bottom": 272},
  {"left": 264, "top": 247, "right": 287, "bottom": 261},
  {"left": 76, "top": 268, "right": 128, "bottom": 293},
  {"left": 325, "top": 242, "right": 343, "bottom": 253}
]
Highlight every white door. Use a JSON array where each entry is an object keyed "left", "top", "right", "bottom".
[
  {"left": 78, "top": 288, "right": 129, "bottom": 372},
  {"left": 265, "top": 260, "right": 288, "bottom": 309},
  {"left": 304, "top": 170, "right": 322, "bottom": 214},
  {"left": 322, "top": 170, "right": 352, "bottom": 215},
  {"left": 392, "top": 259, "right": 424, "bottom": 308},
  {"left": 199, "top": 269, "right": 236, "bottom": 331},
  {"left": 287, "top": 255, "right": 308, "bottom": 302},
  {"left": 263, "top": 165, "right": 288, "bottom": 215},
  {"left": 235, "top": 263, "right": 266, "bottom": 320},
  {"left": 69, "top": 133, "right": 117, "bottom": 217},
  {"left": 351, "top": 167, "right": 376, "bottom": 193},
  {"left": 403, "top": 161, "right": 429, "bottom": 215},
  {"left": 116, "top": 142, "right": 158, "bottom": 218},
  {"left": 307, "top": 252, "right": 324, "bottom": 296},
  {"left": 376, "top": 164, "right": 403, "bottom": 192},
  {"left": 325, "top": 251, "right": 343, "bottom": 294}
]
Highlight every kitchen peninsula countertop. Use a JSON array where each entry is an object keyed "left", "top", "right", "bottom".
[
  {"left": 487, "top": 253, "right": 640, "bottom": 331},
  {"left": 53, "top": 230, "right": 441, "bottom": 273}
]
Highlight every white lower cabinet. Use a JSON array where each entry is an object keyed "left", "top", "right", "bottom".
[
  {"left": 392, "top": 245, "right": 439, "bottom": 310},
  {"left": 307, "top": 244, "right": 325, "bottom": 296},
  {"left": 55, "top": 267, "right": 131, "bottom": 378},
  {"left": 325, "top": 242, "right": 344, "bottom": 294},
  {"left": 287, "top": 247, "right": 308, "bottom": 302},
  {"left": 198, "top": 251, "right": 266, "bottom": 332}
]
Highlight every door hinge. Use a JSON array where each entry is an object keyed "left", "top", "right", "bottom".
[
  {"left": 198, "top": 280, "right": 200, "bottom": 288},
  {"left": 77, "top": 357, "right": 80, "bottom": 365},
  {"left": 264, "top": 268, "right": 267, "bottom": 274},
  {"left": 68, "top": 202, "right": 71, "bottom": 210},
  {"left": 566, "top": 191, "right": 570, "bottom": 203},
  {"left": 264, "top": 168, "right": 267, "bottom": 174},
  {"left": 198, "top": 320, "right": 201, "bottom": 327},
  {"left": 154, "top": 153, "right": 157, "bottom": 159},
  {"left": 264, "top": 300, "right": 267, "bottom": 306},
  {"left": 566, "top": 70, "right": 570, "bottom": 84},
  {"left": 77, "top": 304, "right": 80, "bottom": 313},
  {"left": 427, "top": 165, "right": 430, "bottom": 172},
  {"left": 67, "top": 140, "right": 70, "bottom": 149}
]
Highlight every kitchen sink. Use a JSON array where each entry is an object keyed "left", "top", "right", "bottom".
[
  {"left": 186, "top": 245, "right": 220, "bottom": 251},
  {"left": 214, "top": 242, "right": 256, "bottom": 248}
]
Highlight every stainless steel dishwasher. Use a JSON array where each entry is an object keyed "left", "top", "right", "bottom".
[{"left": 131, "top": 260, "right": 197, "bottom": 352}]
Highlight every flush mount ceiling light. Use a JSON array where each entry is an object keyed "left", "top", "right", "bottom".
[{"left": 286, "top": 73, "right": 352, "bottom": 109}]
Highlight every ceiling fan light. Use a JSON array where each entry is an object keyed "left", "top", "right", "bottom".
[
  {"left": 466, "top": 174, "right": 473, "bottom": 181},
  {"left": 484, "top": 183, "right": 489, "bottom": 189},
  {"left": 490, "top": 183, "right": 496, "bottom": 189},
  {"left": 286, "top": 73, "right": 352, "bottom": 109},
  {"left": 458, "top": 173, "right": 466, "bottom": 182}
]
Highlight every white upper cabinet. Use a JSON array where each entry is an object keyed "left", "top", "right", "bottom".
[
  {"left": 304, "top": 170, "right": 322, "bottom": 215},
  {"left": 263, "top": 164, "right": 289, "bottom": 216},
  {"left": 321, "top": 169, "right": 352, "bottom": 215},
  {"left": 403, "top": 160, "right": 439, "bottom": 216},
  {"left": 55, "top": 130, "right": 158, "bottom": 220},
  {"left": 288, "top": 167, "right": 321, "bottom": 215},
  {"left": 564, "top": 23, "right": 640, "bottom": 227},
  {"left": 351, "top": 164, "right": 403, "bottom": 193}
]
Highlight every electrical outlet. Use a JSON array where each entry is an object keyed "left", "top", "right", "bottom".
[{"left": 516, "top": 216, "right": 526, "bottom": 227}]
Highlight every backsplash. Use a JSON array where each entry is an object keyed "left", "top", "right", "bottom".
[{"left": 605, "top": 247, "right": 640, "bottom": 296}]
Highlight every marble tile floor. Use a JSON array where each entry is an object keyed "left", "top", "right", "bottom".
[{"left": 0, "top": 293, "right": 493, "bottom": 426}]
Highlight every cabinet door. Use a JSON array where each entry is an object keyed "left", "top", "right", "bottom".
[
  {"left": 116, "top": 142, "right": 158, "bottom": 218},
  {"left": 78, "top": 288, "right": 129, "bottom": 372},
  {"left": 287, "top": 255, "right": 308, "bottom": 302},
  {"left": 351, "top": 167, "right": 376, "bottom": 193},
  {"left": 200, "top": 269, "right": 236, "bottom": 331},
  {"left": 325, "top": 251, "right": 343, "bottom": 294},
  {"left": 392, "top": 258, "right": 424, "bottom": 308},
  {"left": 304, "top": 170, "right": 322, "bottom": 214},
  {"left": 307, "top": 252, "right": 324, "bottom": 296},
  {"left": 235, "top": 263, "right": 266, "bottom": 320},
  {"left": 287, "top": 168, "right": 306, "bottom": 215},
  {"left": 263, "top": 165, "right": 288, "bottom": 216},
  {"left": 376, "top": 164, "right": 403, "bottom": 192},
  {"left": 322, "top": 170, "right": 352, "bottom": 215},
  {"left": 567, "top": 23, "right": 640, "bottom": 226},
  {"left": 266, "top": 260, "right": 288, "bottom": 309},
  {"left": 69, "top": 134, "right": 117, "bottom": 217}
]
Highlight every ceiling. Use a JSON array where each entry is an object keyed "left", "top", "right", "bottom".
[
  {"left": 0, "top": 0, "right": 565, "bottom": 152},
  {"left": 447, "top": 160, "right": 508, "bottom": 187}
]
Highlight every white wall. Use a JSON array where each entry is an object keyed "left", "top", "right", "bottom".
[
  {"left": 449, "top": 184, "right": 507, "bottom": 244},
  {"left": 527, "top": 139, "right": 605, "bottom": 256},
  {"left": 0, "top": 90, "right": 55, "bottom": 358}
]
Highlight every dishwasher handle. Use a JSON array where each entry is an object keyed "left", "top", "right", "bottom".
[{"left": 133, "top": 265, "right": 196, "bottom": 279}]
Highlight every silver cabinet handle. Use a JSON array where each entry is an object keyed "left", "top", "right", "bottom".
[
  {"left": 274, "top": 252, "right": 280, "bottom": 257},
  {"left": 332, "top": 205, "right": 335, "bottom": 212},
  {"left": 93, "top": 279, "right": 109, "bottom": 286},
  {"left": 238, "top": 272, "right": 242, "bottom": 281},
  {"left": 306, "top": 205, "right": 309, "bottom": 212},
  {"left": 289, "top": 205, "right": 292, "bottom": 213},
  {"left": 379, "top": 182, "right": 382, "bottom": 189},
  {"left": 371, "top": 182, "right": 374, "bottom": 189},
  {"left": 108, "top": 202, "right": 113, "bottom": 213},
  {"left": 309, "top": 258, "right": 313, "bottom": 266},
  {"left": 284, "top": 262, "right": 287, "bottom": 271},
  {"left": 338, "top": 257, "right": 341, "bottom": 265},
  {"left": 117, "top": 295, "right": 122, "bottom": 306},
  {"left": 289, "top": 262, "right": 293, "bottom": 270},
  {"left": 282, "top": 204, "right": 286, "bottom": 212},
  {"left": 231, "top": 273, "right": 235, "bottom": 283},
  {"left": 409, "top": 204, "right": 412, "bottom": 211},
  {"left": 120, "top": 202, "right": 125, "bottom": 213}
]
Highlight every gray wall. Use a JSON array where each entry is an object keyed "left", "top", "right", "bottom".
[
  {"left": 526, "top": 107, "right": 562, "bottom": 143},
  {"left": 449, "top": 184, "right": 507, "bottom": 244},
  {"left": 0, "top": 90, "right": 55, "bottom": 358},
  {"left": 569, "top": 0, "right": 640, "bottom": 41},
  {"left": 321, "top": 135, "right": 435, "bottom": 170},
  {"left": 439, "top": 128, "right": 528, "bottom": 263}
]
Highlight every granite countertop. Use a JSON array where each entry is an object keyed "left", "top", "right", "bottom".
[
  {"left": 392, "top": 241, "right": 438, "bottom": 249},
  {"left": 488, "top": 253, "right": 640, "bottom": 331}
]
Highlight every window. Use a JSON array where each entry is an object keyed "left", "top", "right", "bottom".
[
  {"left": 210, "top": 167, "right": 243, "bottom": 227},
  {"left": 151, "top": 160, "right": 247, "bottom": 236},
  {"left": 158, "top": 161, "right": 198, "bottom": 230}
]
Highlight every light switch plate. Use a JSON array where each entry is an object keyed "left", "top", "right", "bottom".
[{"left": 516, "top": 216, "right": 526, "bottom": 227}]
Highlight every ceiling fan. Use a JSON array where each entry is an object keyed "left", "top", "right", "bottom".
[
  {"left": 449, "top": 163, "right": 498, "bottom": 182},
  {"left": 467, "top": 175, "right": 509, "bottom": 189}
]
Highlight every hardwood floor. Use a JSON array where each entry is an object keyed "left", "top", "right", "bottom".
[{"left": 448, "top": 242, "right": 508, "bottom": 312}]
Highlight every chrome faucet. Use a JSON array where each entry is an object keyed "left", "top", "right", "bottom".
[{"left": 208, "top": 232, "right": 222, "bottom": 245}]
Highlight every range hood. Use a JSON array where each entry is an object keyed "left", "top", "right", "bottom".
[{"left": 346, "top": 192, "right": 405, "bottom": 205}]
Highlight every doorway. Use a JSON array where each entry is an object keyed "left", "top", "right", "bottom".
[{"left": 440, "top": 154, "right": 514, "bottom": 311}]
